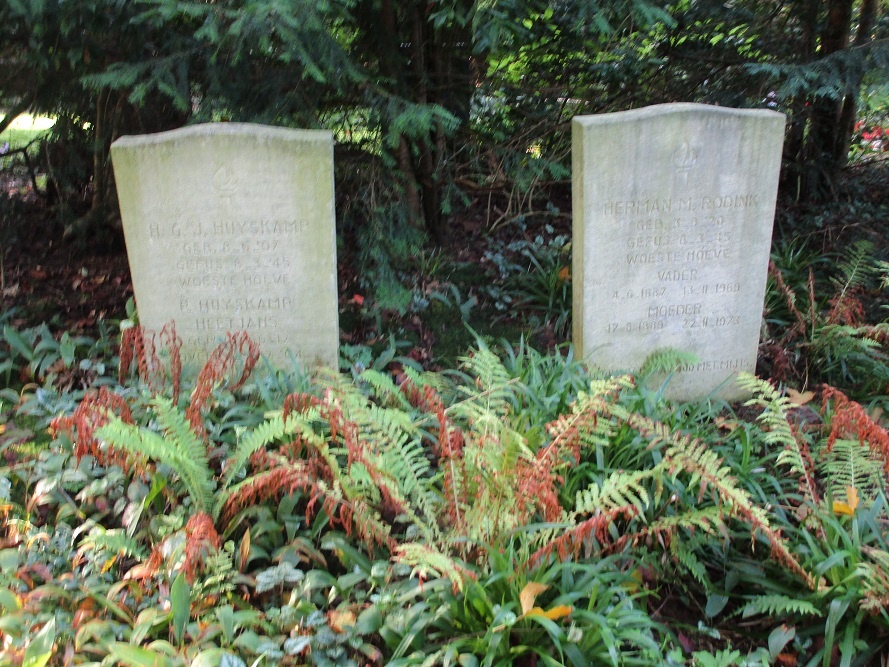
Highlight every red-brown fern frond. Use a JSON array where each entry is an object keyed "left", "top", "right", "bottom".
[
  {"left": 118, "top": 323, "right": 183, "bottom": 400},
  {"left": 220, "top": 455, "right": 329, "bottom": 525},
  {"left": 182, "top": 512, "right": 221, "bottom": 583},
  {"left": 118, "top": 326, "right": 161, "bottom": 390},
  {"left": 760, "top": 342, "right": 794, "bottom": 382},
  {"left": 827, "top": 291, "right": 866, "bottom": 326},
  {"left": 529, "top": 506, "right": 637, "bottom": 567},
  {"left": 158, "top": 323, "right": 183, "bottom": 404},
  {"left": 52, "top": 386, "right": 134, "bottom": 469},
  {"left": 791, "top": 422, "right": 822, "bottom": 507},
  {"left": 768, "top": 261, "right": 807, "bottom": 342},
  {"left": 283, "top": 392, "right": 321, "bottom": 419},
  {"left": 187, "top": 332, "right": 261, "bottom": 439},
  {"left": 822, "top": 385, "right": 889, "bottom": 472}
]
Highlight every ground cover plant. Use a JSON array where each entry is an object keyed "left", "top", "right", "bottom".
[{"left": 2, "top": 280, "right": 889, "bottom": 665}]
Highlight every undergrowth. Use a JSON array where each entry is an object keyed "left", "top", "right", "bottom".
[{"left": 2, "top": 326, "right": 889, "bottom": 665}]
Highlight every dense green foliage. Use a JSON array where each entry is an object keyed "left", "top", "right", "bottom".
[
  {"left": 1, "top": 0, "right": 887, "bottom": 290},
  {"left": 2, "top": 310, "right": 889, "bottom": 664}
]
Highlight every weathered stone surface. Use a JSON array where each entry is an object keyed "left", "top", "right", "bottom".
[
  {"left": 572, "top": 103, "right": 785, "bottom": 399},
  {"left": 112, "top": 123, "right": 339, "bottom": 370}
]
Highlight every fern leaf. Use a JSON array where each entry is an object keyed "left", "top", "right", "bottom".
[
  {"left": 574, "top": 468, "right": 657, "bottom": 516},
  {"left": 669, "top": 537, "right": 713, "bottom": 590},
  {"left": 79, "top": 528, "right": 148, "bottom": 561},
  {"left": 741, "top": 595, "right": 821, "bottom": 619},
  {"left": 217, "top": 414, "right": 289, "bottom": 498},
  {"left": 394, "top": 543, "right": 475, "bottom": 591},
  {"left": 638, "top": 348, "right": 700, "bottom": 378},
  {"left": 96, "top": 399, "right": 214, "bottom": 514}
]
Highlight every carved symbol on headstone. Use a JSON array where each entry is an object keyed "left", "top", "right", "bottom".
[
  {"left": 212, "top": 165, "right": 238, "bottom": 204},
  {"left": 672, "top": 142, "right": 699, "bottom": 187}
]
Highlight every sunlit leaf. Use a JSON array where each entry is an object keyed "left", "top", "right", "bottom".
[
  {"left": 519, "top": 582, "right": 549, "bottom": 616},
  {"left": 524, "top": 604, "right": 573, "bottom": 620},
  {"left": 23, "top": 618, "right": 55, "bottom": 667},
  {"left": 329, "top": 609, "right": 357, "bottom": 633},
  {"left": 786, "top": 388, "right": 815, "bottom": 406},
  {"left": 832, "top": 486, "right": 859, "bottom": 515}
]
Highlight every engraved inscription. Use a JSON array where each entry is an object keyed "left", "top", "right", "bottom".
[{"left": 572, "top": 106, "right": 783, "bottom": 399}]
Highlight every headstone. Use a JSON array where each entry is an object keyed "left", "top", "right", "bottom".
[
  {"left": 572, "top": 103, "right": 785, "bottom": 399},
  {"left": 112, "top": 123, "right": 339, "bottom": 369}
]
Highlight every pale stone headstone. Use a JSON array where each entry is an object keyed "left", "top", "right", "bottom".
[
  {"left": 572, "top": 103, "right": 785, "bottom": 399},
  {"left": 112, "top": 123, "right": 339, "bottom": 370}
]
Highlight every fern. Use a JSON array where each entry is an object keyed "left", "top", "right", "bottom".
[
  {"left": 96, "top": 397, "right": 214, "bottom": 514},
  {"left": 818, "top": 438, "right": 884, "bottom": 506},
  {"left": 669, "top": 537, "right": 713, "bottom": 591},
  {"left": 738, "top": 372, "right": 820, "bottom": 506},
  {"left": 741, "top": 594, "right": 821, "bottom": 619},
  {"left": 452, "top": 344, "right": 519, "bottom": 421},
  {"left": 216, "top": 413, "right": 290, "bottom": 502},
  {"left": 573, "top": 468, "right": 657, "bottom": 516},
  {"left": 637, "top": 347, "right": 700, "bottom": 378},
  {"left": 194, "top": 543, "right": 237, "bottom": 599},
  {"left": 830, "top": 240, "right": 875, "bottom": 307},
  {"left": 359, "top": 368, "right": 412, "bottom": 410},
  {"left": 79, "top": 527, "right": 148, "bottom": 561},
  {"left": 395, "top": 543, "right": 476, "bottom": 592}
]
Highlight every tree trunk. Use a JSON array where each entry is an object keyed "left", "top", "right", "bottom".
[
  {"left": 833, "top": 0, "right": 879, "bottom": 166},
  {"left": 780, "top": 0, "right": 819, "bottom": 199},
  {"left": 801, "top": 0, "right": 854, "bottom": 201}
]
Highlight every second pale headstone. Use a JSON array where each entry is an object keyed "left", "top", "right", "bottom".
[
  {"left": 112, "top": 123, "right": 339, "bottom": 369},
  {"left": 572, "top": 103, "right": 785, "bottom": 399}
]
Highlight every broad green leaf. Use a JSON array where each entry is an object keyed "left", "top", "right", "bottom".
[
  {"left": 23, "top": 618, "right": 55, "bottom": 667},
  {"left": 4, "top": 326, "right": 34, "bottom": 361},
  {"left": 0, "top": 588, "right": 22, "bottom": 612},
  {"left": 171, "top": 572, "right": 190, "bottom": 646},
  {"left": 109, "top": 642, "right": 177, "bottom": 667}
]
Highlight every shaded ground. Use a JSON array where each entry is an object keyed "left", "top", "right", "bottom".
[{"left": 1, "top": 160, "right": 888, "bottom": 369}]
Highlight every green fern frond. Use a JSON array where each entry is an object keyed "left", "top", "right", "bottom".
[
  {"left": 737, "top": 373, "right": 797, "bottom": 450},
  {"left": 573, "top": 468, "right": 658, "bottom": 516},
  {"left": 195, "top": 544, "right": 237, "bottom": 599},
  {"left": 741, "top": 595, "right": 821, "bottom": 619},
  {"left": 96, "top": 398, "right": 214, "bottom": 514},
  {"left": 80, "top": 528, "right": 148, "bottom": 561},
  {"left": 650, "top": 506, "right": 727, "bottom": 538},
  {"left": 360, "top": 368, "right": 412, "bottom": 410},
  {"left": 638, "top": 348, "right": 700, "bottom": 378},
  {"left": 217, "top": 414, "right": 289, "bottom": 497},
  {"left": 737, "top": 373, "right": 821, "bottom": 504},
  {"left": 831, "top": 240, "right": 875, "bottom": 297},
  {"left": 454, "top": 344, "right": 519, "bottom": 420},
  {"left": 669, "top": 537, "right": 713, "bottom": 590},
  {"left": 818, "top": 438, "right": 884, "bottom": 505},
  {"left": 395, "top": 542, "right": 474, "bottom": 591}
]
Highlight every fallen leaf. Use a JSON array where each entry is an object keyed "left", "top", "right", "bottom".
[
  {"left": 524, "top": 604, "right": 573, "bottom": 621},
  {"left": 520, "top": 582, "right": 549, "bottom": 616},
  {"left": 833, "top": 486, "right": 859, "bottom": 516},
  {"left": 329, "top": 609, "right": 357, "bottom": 632},
  {"left": 714, "top": 416, "right": 739, "bottom": 432},
  {"left": 786, "top": 388, "right": 815, "bottom": 406},
  {"left": 558, "top": 266, "right": 571, "bottom": 282},
  {"left": 352, "top": 294, "right": 365, "bottom": 306},
  {"left": 677, "top": 631, "right": 695, "bottom": 653}
]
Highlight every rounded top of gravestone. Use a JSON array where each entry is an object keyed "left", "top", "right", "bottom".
[
  {"left": 111, "top": 122, "right": 333, "bottom": 149},
  {"left": 573, "top": 103, "right": 785, "bottom": 126}
]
